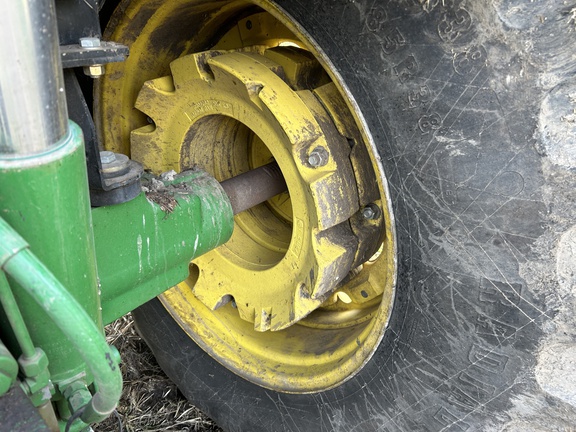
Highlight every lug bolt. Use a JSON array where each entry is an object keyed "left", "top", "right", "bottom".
[
  {"left": 100, "top": 151, "right": 116, "bottom": 164},
  {"left": 307, "top": 147, "right": 329, "bottom": 167},
  {"left": 362, "top": 204, "right": 380, "bottom": 220},
  {"left": 79, "top": 38, "right": 104, "bottom": 78}
]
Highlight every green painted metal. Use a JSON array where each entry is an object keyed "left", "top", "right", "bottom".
[
  {"left": 0, "top": 271, "right": 36, "bottom": 359},
  {"left": 93, "top": 170, "right": 234, "bottom": 324},
  {"left": 0, "top": 117, "right": 233, "bottom": 427},
  {"left": 0, "top": 122, "right": 100, "bottom": 384},
  {"left": 59, "top": 380, "right": 93, "bottom": 431},
  {"left": 0, "top": 245, "right": 53, "bottom": 407},
  {"left": 18, "top": 347, "right": 51, "bottom": 405},
  {"left": 0, "top": 219, "right": 122, "bottom": 425},
  {"left": 17, "top": 347, "right": 52, "bottom": 407},
  {"left": 0, "top": 338, "right": 18, "bottom": 395},
  {"left": 0, "top": 121, "right": 123, "bottom": 425}
]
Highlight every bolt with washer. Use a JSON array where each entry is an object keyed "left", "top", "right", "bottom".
[
  {"left": 307, "top": 147, "right": 329, "bottom": 167},
  {"left": 362, "top": 204, "right": 380, "bottom": 220},
  {"left": 79, "top": 37, "right": 104, "bottom": 78}
]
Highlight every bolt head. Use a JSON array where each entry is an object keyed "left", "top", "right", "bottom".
[
  {"left": 308, "top": 153, "right": 321, "bottom": 167},
  {"left": 79, "top": 37, "right": 101, "bottom": 48},
  {"left": 362, "top": 204, "right": 380, "bottom": 220},
  {"left": 307, "top": 147, "right": 329, "bottom": 167},
  {"left": 100, "top": 151, "right": 116, "bottom": 164},
  {"left": 362, "top": 207, "right": 375, "bottom": 219}
]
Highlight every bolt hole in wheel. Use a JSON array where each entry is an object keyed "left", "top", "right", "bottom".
[{"left": 97, "top": 1, "right": 396, "bottom": 393}]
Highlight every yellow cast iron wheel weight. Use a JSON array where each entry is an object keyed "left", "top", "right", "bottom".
[{"left": 97, "top": 0, "right": 396, "bottom": 393}]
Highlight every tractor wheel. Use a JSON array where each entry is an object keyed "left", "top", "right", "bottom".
[{"left": 96, "top": 0, "right": 576, "bottom": 430}]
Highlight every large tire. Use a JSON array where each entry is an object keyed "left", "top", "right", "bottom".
[{"left": 122, "top": 0, "right": 576, "bottom": 430}]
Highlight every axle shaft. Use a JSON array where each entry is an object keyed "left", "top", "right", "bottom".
[{"left": 220, "top": 162, "right": 287, "bottom": 215}]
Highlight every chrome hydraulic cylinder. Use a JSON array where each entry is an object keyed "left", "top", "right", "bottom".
[{"left": 0, "top": 0, "right": 68, "bottom": 156}]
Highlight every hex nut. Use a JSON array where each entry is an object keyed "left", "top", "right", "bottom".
[
  {"left": 361, "top": 204, "right": 380, "bottom": 220},
  {"left": 307, "top": 147, "right": 329, "bottom": 167},
  {"left": 22, "top": 370, "right": 51, "bottom": 396},
  {"left": 100, "top": 150, "right": 116, "bottom": 164},
  {"left": 19, "top": 347, "right": 48, "bottom": 377},
  {"left": 83, "top": 65, "right": 105, "bottom": 78},
  {"left": 61, "top": 380, "right": 88, "bottom": 399},
  {"left": 79, "top": 37, "right": 101, "bottom": 48}
]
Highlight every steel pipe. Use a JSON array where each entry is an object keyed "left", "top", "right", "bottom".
[
  {"left": 0, "top": 0, "right": 68, "bottom": 156},
  {"left": 220, "top": 162, "right": 288, "bottom": 215}
]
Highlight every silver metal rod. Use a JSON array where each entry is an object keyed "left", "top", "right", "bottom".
[
  {"left": 0, "top": 0, "right": 68, "bottom": 156},
  {"left": 220, "top": 162, "right": 288, "bottom": 215}
]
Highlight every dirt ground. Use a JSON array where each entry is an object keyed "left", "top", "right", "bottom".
[{"left": 98, "top": 314, "right": 223, "bottom": 432}]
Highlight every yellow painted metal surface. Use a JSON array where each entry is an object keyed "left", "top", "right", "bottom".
[
  {"left": 98, "top": 0, "right": 397, "bottom": 393},
  {"left": 132, "top": 48, "right": 364, "bottom": 330}
]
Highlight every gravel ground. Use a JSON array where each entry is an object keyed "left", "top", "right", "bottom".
[{"left": 97, "top": 314, "right": 223, "bottom": 432}]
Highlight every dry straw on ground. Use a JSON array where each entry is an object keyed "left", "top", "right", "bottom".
[{"left": 98, "top": 314, "right": 223, "bottom": 432}]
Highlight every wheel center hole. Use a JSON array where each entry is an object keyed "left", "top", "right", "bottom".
[{"left": 181, "top": 114, "right": 293, "bottom": 268}]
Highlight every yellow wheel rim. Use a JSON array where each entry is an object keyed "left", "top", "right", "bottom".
[{"left": 97, "top": 0, "right": 396, "bottom": 393}]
